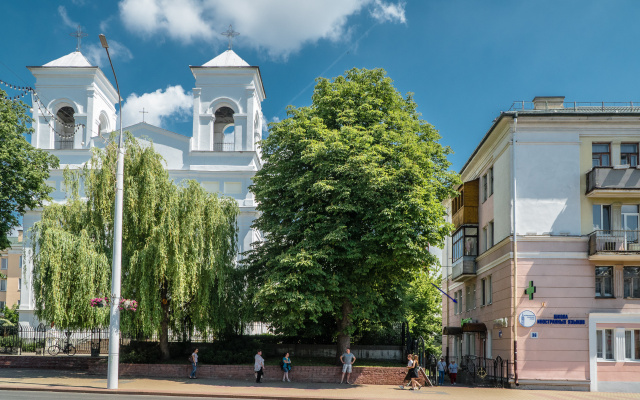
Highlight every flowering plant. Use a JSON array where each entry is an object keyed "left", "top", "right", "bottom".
[
  {"left": 90, "top": 297, "right": 109, "bottom": 308},
  {"left": 119, "top": 299, "right": 138, "bottom": 312}
]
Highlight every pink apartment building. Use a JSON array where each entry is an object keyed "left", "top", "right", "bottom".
[{"left": 441, "top": 97, "right": 640, "bottom": 392}]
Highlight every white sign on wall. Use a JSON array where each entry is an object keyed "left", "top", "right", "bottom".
[{"left": 519, "top": 310, "right": 536, "bottom": 328}]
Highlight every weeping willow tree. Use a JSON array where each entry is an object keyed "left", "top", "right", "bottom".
[{"left": 32, "top": 134, "right": 240, "bottom": 359}]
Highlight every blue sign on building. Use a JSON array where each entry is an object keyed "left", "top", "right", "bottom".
[{"left": 537, "top": 314, "right": 585, "bottom": 325}]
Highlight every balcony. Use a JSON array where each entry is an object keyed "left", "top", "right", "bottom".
[
  {"left": 451, "top": 256, "right": 477, "bottom": 282},
  {"left": 213, "top": 142, "right": 235, "bottom": 152},
  {"left": 451, "top": 179, "right": 479, "bottom": 229},
  {"left": 588, "top": 230, "right": 640, "bottom": 258},
  {"left": 586, "top": 167, "right": 640, "bottom": 197}
]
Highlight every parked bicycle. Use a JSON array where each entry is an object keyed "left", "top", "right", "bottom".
[{"left": 48, "top": 339, "right": 76, "bottom": 356}]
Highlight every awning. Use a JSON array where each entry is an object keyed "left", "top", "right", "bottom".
[
  {"left": 462, "top": 322, "right": 487, "bottom": 333},
  {"left": 442, "top": 326, "right": 463, "bottom": 335}
]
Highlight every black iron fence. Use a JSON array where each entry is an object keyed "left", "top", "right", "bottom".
[
  {"left": 450, "top": 354, "right": 510, "bottom": 388},
  {"left": 0, "top": 325, "right": 110, "bottom": 356}
]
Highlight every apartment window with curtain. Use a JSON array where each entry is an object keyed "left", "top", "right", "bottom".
[
  {"left": 592, "top": 143, "right": 611, "bottom": 167},
  {"left": 0, "top": 258, "right": 7, "bottom": 270},
  {"left": 593, "top": 205, "right": 611, "bottom": 231},
  {"left": 597, "top": 329, "right": 614, "bottom": 360},
  {"left": 624, "top": 267, "right": 640, "bottom": 298},
  {"left": 481, "top": 275, "right": 492, "bottom": 305},
  {"left": 595, "top": 266, "right": 614, "bottom": 298},
  {"left": 625, "top": 330, "right": 640, "bottom": 360},
  {"left": 621, "top": 143, "right": 639, "bottom": 167}
]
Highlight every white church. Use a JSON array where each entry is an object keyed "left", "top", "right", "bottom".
[{"left": 18, "top": 45, "right": 265, "bottom": 326}]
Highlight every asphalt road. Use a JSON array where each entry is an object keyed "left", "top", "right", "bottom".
[{"left": 0, "top": 391, "right": 243, "bottom": 400}]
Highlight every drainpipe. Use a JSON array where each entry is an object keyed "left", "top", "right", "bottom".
[{"left": 511, "top": 112, "right": 519, "bottom": 386}]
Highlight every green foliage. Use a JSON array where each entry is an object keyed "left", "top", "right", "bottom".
[
  {"left": 31, "top": 135, "right": 240, "bottom": 356},
  {"left": 0, "top": 318, "right": 13, "bottom": 327},
  {"left": 0, "top": 89, "right": 59, "bottom": 250},
  {"left": 245, "top": 68, "right": 459, "bottom": 346},
  {"left": 2, "top": 304, "right": 19, "bottom": 325},
  {"left": 404, "top": 270, "right": 443, "bottom": 356}
]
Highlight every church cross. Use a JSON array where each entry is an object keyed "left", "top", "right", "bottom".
[
  {"left": 70, "top": 25, "right": 89, "bottom": 52},
  {"left": 139, "top": 108, "right": 149, "bottom": 123},
  {"left": 524, "top": 281, "right": 536, "bottom": 300},
  {"left": 221, "top": 24, "right": 240, "bottom": 50}
]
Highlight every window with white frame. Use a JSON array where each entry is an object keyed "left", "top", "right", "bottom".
[
  {"left": 593, "top": 204, "right": 612, "bottom": 231},
  {"left": 0, "top": 258, "right": 7, "bottom": 270},
  {"left": 488, "top": 167, "right": 494, "bottom": 196},
  {"left": 595, "top": 266, "right": 614, "bottom": 298},
  {"left": 624, "top": 267, "right": 640, "bottom": 298},
  {"left": 488, "top": 221, "right": 494, "bottom": 248},
  {"left": 457, "top": 289, "right": 463, "bottom": 314},
  {"left": 18, "top": 278, "right": 21, "bottom": 291},
  {"left": 0, "top": 280, "right": 6, "bottom": 291},
  {"left": 625, "top": 330, "right": 640, "bottom": 360},
  {"left": 465, "top": 284, "right": 476, "bottom": 311},
  {"left": 482, "top": 276, "right": 492, "bottom": 306},
  {"left": 482, "top": 174, "right": 487, "bottom": 203},
  {"left": 597, "top": 329, "right": 614, "bottom": 360}
]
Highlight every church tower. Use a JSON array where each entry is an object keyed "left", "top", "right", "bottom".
[
  {"left": 189, "top": 49, "right": 265, "bottom": 153},
  {"left": 27, "top": 51, "right": 118, "bottom": 150}
]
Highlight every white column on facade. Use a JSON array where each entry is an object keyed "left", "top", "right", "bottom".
[
  {"left": 234, "top": 115, "right": 246, "bottom": 151},
  {"left": 486, "top": 329, "right": 492, "bottom": 358},
  {"left": 191, "top": 88, "right": 201, "bottom": 151},
  {"left": 85, "top": 87, "right": 95, "bottom": 148},
  {"left": 245, "top": 89, "right": 255, "bottom": 152},
  {"left": 615, "top": 327, "right": 626, "bottom": 361}
]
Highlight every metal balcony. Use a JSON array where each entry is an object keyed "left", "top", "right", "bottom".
[
  {"left": 587, "top": 167, "right": 640, "bottom": 196},
  {"left": 588, "top": 230, "right": 640, "bottom": 256},
  {"left": 451, "top": 255, "right": 476, "bottom": 282}
]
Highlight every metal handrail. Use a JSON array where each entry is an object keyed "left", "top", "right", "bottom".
[
  {"left": 588, "top": 230, "right": 640, "bottom": 254},
  {"left": 509, "top": 101, "right": 640, "bottom": 112}
]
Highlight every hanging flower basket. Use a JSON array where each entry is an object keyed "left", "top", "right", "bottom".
[
  {"left": 119, "top": 299, "right": 138, "bottom": 312},
  {"left": 90, "top": 297, "right": 109, "bottom": 308}
]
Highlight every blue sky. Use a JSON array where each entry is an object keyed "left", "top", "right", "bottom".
[{"left": 2, "top": 1, "right": 640, "bottom": 171}]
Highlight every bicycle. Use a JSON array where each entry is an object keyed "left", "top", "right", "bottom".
[{"left": 47, "top": 339, "right": 76, "bottom": 356}]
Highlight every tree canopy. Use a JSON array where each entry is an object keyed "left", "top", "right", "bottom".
[
  {"left": 245, "top": 68, "right": 459, "bottom": 353},
  {"left": 31, "top": 135, "right": 240, "bottom": 359},
  {"left": 0, "top": 90, "right": 58, "bottom": 250}
]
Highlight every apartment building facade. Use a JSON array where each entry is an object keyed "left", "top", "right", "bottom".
[{"left": 440, "top": 97, "right": 640, "bottom": 392}]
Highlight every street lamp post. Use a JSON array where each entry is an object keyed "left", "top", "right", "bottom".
[{"left": 99, "top": 33, "right": 124, "bottom": 390}]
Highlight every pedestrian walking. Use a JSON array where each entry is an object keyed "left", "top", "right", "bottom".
[
  {"left": 410, "top": 354, "right": 422, "bottom": 390},
  {"left": 189, "top": 348, "right": 198, "bottom": 379},
  {"left": 437, "top": 357, "right": 447, "bottom": 386},
  {"left": 339, "top": 348, "right": 356, "bottom": 384},
  {"left": 254, "top": 350, "right": 265, "bottom": 383},
  {"left": 448, "top": 359, "right": 458, "bottom": 385},
  {"left": 281, "top": 352, "right": 292, "bottom": 382},
  {"left": 399, "top": 353, "right": 414, "bottom": 389}
]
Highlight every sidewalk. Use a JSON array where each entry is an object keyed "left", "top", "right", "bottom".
[{"left": 0, "top": 369, "right": 638, "bottom": 399}]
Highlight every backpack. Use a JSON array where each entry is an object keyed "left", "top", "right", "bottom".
[{"left": 188, "top": 355, "right": 194, "bottom": 363}]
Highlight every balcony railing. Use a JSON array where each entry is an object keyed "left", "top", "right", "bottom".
[
  {"left": 588, "top": 230, "right": 640, "bottom": 255},
  {"left": 451, "top": 256, "right": 476, "bottom": 282},
  {"left": 587, "top": 167, "right": 640, "bottom": 194},
  {"left": 213, "top": 142, "right": 234, "bottom": 152}
]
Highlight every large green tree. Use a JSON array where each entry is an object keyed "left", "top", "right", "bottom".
[
  {"left": 0, "top": 90, "right": 58, "bottom": 250},
  {"left": 31, "top": 135, "right": 240, "bottom": 359},
  {"left": 245, "top": 68, "right": 459, "bottom": 354}
]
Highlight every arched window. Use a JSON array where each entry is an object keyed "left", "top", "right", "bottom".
[
  {"left": 213, "top": 106, "right": 235, "bottom": 151},
  {"left": 97, "top": 113, "right": 109, "bottom": 137},
  {"left": 55, "top": 106, "right": 75, "bottom": 149}
]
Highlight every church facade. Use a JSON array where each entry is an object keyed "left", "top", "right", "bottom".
[{"left": 18, "top": 49, "right": 265, "bottom": 326}]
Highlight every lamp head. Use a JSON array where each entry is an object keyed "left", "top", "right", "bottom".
[{"left": 99, "top": 34, "right": 108, "bottom": 49}]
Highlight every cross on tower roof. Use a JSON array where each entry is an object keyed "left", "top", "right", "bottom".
[
  {"left": 139, "top": 108, "right": 149, "bottom": 123},
  {"left": 69, "top": 25, "right": 89, "bottom": 52},
  {"left": 221, "top": 25, "right": 240, "bottom": 50}
]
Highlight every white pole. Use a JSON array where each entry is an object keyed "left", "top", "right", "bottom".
[{"left": 100, "top": 34, "right": 123, "bottom": 390}]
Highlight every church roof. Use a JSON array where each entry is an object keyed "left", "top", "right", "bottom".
[
  {"left": 43, "top": 51, "right": 93, "bottom": 67},
  {"left": 202, "top": 50, "right": 250, "bottom": 67}
]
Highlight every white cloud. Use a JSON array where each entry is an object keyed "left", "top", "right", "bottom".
[
  {"left": 84, "top": 40, "right": 134, "bottom": 68},
  {"left": 118, "top": 0, "right": 406, "bottom": 59},
  {"left": 58, "top": 6, "right": 79, "bottom": 29},
  {"left": 370, "top": 0, "right": 406, "bottom": 23},
  {"left": 119, "top": 85, "right": 192, "bottom": 129}
]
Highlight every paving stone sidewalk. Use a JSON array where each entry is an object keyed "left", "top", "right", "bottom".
[{"left": 0, "top": 369, "right": 638, "bottom": 399}]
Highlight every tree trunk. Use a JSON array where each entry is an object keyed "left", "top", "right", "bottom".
[
  {"left": 159, "top": 286, "right": 170, "bottom": 360},
  {"left": 336, "top": 299, "right": 353, "bottom": 364}
]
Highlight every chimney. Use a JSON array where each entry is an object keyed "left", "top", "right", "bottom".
[{"left": 532, "top": 96, "right": 565, "bottom": 110}]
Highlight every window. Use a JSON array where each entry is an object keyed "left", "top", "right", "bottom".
[
  {"left": 18, "top": 278, "right": 21, "bottom": 291},
  {"left": 592, "top": 143, "right": 611, "bottom": 167},
  {"left": 0, "top": 280, "right": 6, "bottom": 291},
  {"left": 595, "top": 266, "right": 614, "bottom": 298},
  {"left": 488, "top": 221, "right": 494, "bottom": 248},
  {"left": 454, "top": 291, "right": 460, "bottom": 314},
  {"left": 19, "top": 255, "right": 22, "bottom": 269},
  {"left": 465, "top": 285, "right": 476, "bottom": 311},
  {"left": 488, "top": 167, "right": 494, "bottom": 196},
  {"left": 452, "top": 227, "right": 477, "bottom": 262},
  {"left": 593, "top": 205, "right": 611, "bottom": 231},
  {"left": 482, "top": 226, "right": 488, "bottom": 252},
  {"left": 482, "top": 174, "right": 488, "bottom": 202},
  {"left": 625, "top": 330, "right": 640, "bottom": 360},
  {"left": 624, "top": 267, "right": 640, "bottom": 298},
  {"left": 0, "top": 301, "right": 4, "bottom": 310},
  {"left": 621, "top": 143, "right": 639, "bottom": 167},
  {"left": 55, "top": 106, "right": 76, "bottom": 150},
  {"left": 457, "top": 289, "right": 463, "bottom": 314},
  {"left": 482, "top": 276, "right": 492, "bottom": 306},
  {"left": 597, "top": 329, "right": 614, "bottom": 360},
  {"left": 0, "top": 258, "right": 6, "bottom": 270}
]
